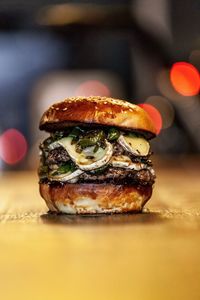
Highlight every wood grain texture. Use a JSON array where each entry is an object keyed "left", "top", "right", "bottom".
[{"left": 0, "top": 156, "right": 200, "bottom": 300}]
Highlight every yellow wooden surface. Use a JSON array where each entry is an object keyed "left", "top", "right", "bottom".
[{"left": 0, "top": 157, "right": 200, "bottom": 300}]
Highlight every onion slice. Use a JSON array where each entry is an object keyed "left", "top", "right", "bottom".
[
  {"left": 49, "top": 137, "right": 113, "bottom": 171},
  {"left": 111, "top": 155, "right": 147, "bottom": 171},
  {"left": 77, "top": 141, "right": 113, "bottom": 171},
  {"left": 118, "top": 134, "right": 150, "bottom": 156},
  {"left": 48, "top": 169, "right": 84, "bottom": 182}
]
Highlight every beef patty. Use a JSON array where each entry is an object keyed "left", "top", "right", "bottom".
[
  {"left": 46, "top": 147, "right": 70, "bottom": 165},
  {"left": 79, "top": 167, "right": 155, "bottom": 185},
  {"left": 40, "top": 167, "right": 155, "bottom": 186}
]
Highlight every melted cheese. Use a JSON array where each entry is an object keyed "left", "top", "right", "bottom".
[
  {"left": 48, "top": 169, "right": 83, "bottom": 182},
  {"left": 111, "top": 155, "right": 147, "bottom": 170},
  {"left": 118, "top": 135, "right": 150, "bottom": 156},
  {"left": 49, "top": 137, "right": 113, "bottom": 171}
]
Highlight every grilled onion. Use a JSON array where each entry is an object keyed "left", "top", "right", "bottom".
[
  {"left": 48, "top": 169, "right": 84, "bottom": 182},
  {"left": 49, "top": 137, "right": 113, "bottom": 171},
  {"left": 111, "top": 155, "right": 147, "bottom": 170},
  {"left": 118, "top": 134, "right": 150, "bottom": 156}
]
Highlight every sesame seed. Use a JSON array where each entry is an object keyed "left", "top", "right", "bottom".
[
  {"left": 55, "top": 107, "right": 59, "bottom": 111},
  {"left": 63, "top": 108, "right": 68, "bottom": 111}
]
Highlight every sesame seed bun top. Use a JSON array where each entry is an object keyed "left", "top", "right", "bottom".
[{"left": 39, "top": 96, "right": 157, "bottom": 139}]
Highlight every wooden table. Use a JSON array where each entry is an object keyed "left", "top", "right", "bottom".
[{"left": 0, "top": 156, "right": 200, "bottom": 300}]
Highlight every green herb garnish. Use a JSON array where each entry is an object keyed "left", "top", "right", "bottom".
[
  {"left": 68, "top": 127, "right": 85, "bottom": 145},
  {"left": 75, "top": 130, "right": 106, "bottom": 153},
  {"left": 51, "top": 162, "right": 76, "bottom": 176},
  {"left": 42, "top": 131, "right": 65, "bottom": 149},
  {"left": 93, "top": 144, "right": 99, "bottom": 153},
  {"left": 68, "top": 127, "right": 84, "bottom": 138},
  {"left": 107, "top": 128, "right": 120, "bottom": 141},
  {"left": 51, "top": 131, "right": 64, "bottom": 141}
]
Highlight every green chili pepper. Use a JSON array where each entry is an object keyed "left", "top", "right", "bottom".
[
  {"left": 76, "top": 130, "right": 105, "bottom": 152},
  {"left": 51, "top": 131, "right": 64, "bottom": 141},
  {"left": 93, "top": 144, "right": 99, "bottom": 153},
  {"left": 107, "top": 128, "right": 120, "bottom": 141},
  {"left": 69, "top": 127, "right": 85, "bottom": 145},
  {"left": 68, "top": 127, "right": 84, "bottom": 138},
  {"left": 54, "top": 162, "right": 75, "bottom": 175},
  {"left": 42, "top": 132, "right": 64, "bottom": 149},
  {"left": 78, "top": 138, "right": 97, "bottom": 148}
]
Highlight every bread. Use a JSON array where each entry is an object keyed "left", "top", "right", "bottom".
[
  {"left": 39, "top": 96, "right": 156, "bottom": 139},
  {"left": 39, "top": 182, "right": 152, "bottom": 214}
]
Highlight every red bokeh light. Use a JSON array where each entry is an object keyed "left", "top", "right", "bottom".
[
  {"left": 75, "top": 80, "right": 111, "bottom": 97},
  {"left": 170, "top": 62, "right": 200, "bottom": 96},
  {"left": 139, "top": 103, "right": 162, "bottom": 134},
  {"left": 0, "top": 129, "right": 28, "bottom": 165}
]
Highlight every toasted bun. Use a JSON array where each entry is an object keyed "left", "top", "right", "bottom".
[
  {"left": 39, "top": 96, "right": 156, "bottom": 139},
  {"left": 39, "top": 182, "right": 152, "bottom": 214}
]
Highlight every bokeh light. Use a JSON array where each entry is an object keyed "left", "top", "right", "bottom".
[
  {"left": 139, "top": 103, "right": 162, "bottom": 134},
  {"left": 0, "top": 129, "right": 27, "bottom": 165},
  {"left": 170, "top": 62, "right": 200, "bottom": 96},
  {"left": 75, "top": 80, "right": 111, "bottom": 97},
  {"left": 157, "top": 69, "right": 182, "bottom": 101},
  {"left": 145, "top": 95, "right": 175, "bottom": 129}
]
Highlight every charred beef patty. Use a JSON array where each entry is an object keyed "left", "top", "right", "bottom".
[
  {"left": 40, "top": 167, "right": 155, "bottom": 186},
  {"left": 39, "top": 126, "right": 155, "bottom": 186},
  {"left": 46, "top": 147, "right": 70, "bottom": 165},
  {"left": 79, "top": 168, "right": 154, "bottom": 185}
]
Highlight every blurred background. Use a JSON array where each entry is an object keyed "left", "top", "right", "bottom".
[{"left": 0, "top": 0, "right": 200, "bottom": 170}]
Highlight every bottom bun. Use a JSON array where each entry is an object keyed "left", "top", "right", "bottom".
[{"left": 39, "top": 183, "right": 152, "bottom": 214}]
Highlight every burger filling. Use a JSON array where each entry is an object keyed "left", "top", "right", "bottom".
[{"left": 39, "top": 127, "right": 155, "bottom": 186}]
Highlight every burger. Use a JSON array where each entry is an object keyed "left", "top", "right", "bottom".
[{"left": 38, "top": 96, "right": 157, "bottom": 214}]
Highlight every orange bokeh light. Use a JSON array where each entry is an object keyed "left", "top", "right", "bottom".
[
  {"left": 139, "top": 103, "right": 162, "bottom": 134},
  {"left": 170, "top": 62, "right": 200, "bottom": 96},
  {"left": 0, "top": 129, "right": 28, "bottom": 165},
  {"left": 75, "top": 80, "right": 111, "bottom": 97}
]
